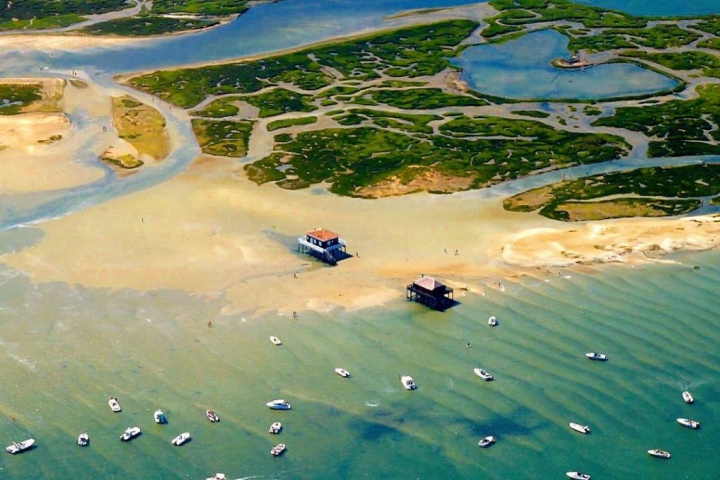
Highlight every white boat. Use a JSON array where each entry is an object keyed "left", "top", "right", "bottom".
[
  {"left": 648, "top": 449, "right": 671, "bottom": 459},
  {"left": 270, "top": 336, "right": 282, "bottom": 346},
  {"left": 488, "top": 316, "right": 498, "bottom": 326},
  {"left": 206, "top": 410, "right": 220, "bottom": 422},
  {"left": 474, "top": 368, "right": 494, "bottom": 381},
  {"left": 77, "top": 433, "right": 89, "bottom": 447},
  {"left": 335, "top": 367, "right": 351, "bottom": 378},
  {"left": 477, "top": 436, "right": 495, "bottom": 448},
  {"left": 154, "top": 410, "right": 166, "bottom": 424},
  {"left": 677, "top": 418, "right": 700, "bottom": 429},
  {"left": 266, "top": 399, "right": 291, "bottom": 410},
  {"left": 108, "top": 397, "right": 121, "bottom": 412},
  {"left": 569, "top": 423, "right": 590, "bottom": 434},
  {"left": 6, "top": 439, "right": 34, "bottom": 454},
  {"left": 400, "top": 375, "right": 417, "bottom": 390},
  {"left": 171, "top": 432, "right": 191, "bottom": 446},
  {"left": 682, "top": 391, "right": 694, "bottom": 404},
  {"left": 269, "top": 421, "right": 283, "bottom": 434},
  {"left": 119, "top": 426, "right": 141, "bottom": 442},
  {"left": 206, "top": 474, "right": 227, "bottom": 480},
  {"left": 585, "top": 352, "right": 608, "bottom": 361},
  {"left": 566, "top": 472, "right": 591, "bottom": 480},
  {"left": 270, "top": 443, "right": 286, "bottom": 456}
]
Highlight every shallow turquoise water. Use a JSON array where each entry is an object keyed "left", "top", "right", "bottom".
[{"left": 1, "top": 249, "right": 718, "bottom": 479}]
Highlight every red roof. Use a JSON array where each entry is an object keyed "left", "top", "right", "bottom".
[{"left": 306, "top": 228, "right": 339, "bottom": 241}]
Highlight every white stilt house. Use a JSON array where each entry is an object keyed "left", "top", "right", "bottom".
[{"left": 297, "top": 228, "right": 347, "bottom": 265}]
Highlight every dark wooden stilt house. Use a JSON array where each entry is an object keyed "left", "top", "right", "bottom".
[{"left": 406, "top": 275, "right": 454, "bottom": 310}]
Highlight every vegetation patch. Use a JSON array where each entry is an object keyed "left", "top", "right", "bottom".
[
  {"left": 110, "top": 95, "right": 170, "bottom": 161},
  {"left": 358, "top": 88, "right": 488, "bottom": 109},
  {"left": 81, "top": 16, "right": 218, "bottom": 36},
  {"left": 240, "top": 88, "right": 318, "bottom": 118},
  {"left": 0, "top": 84, "right": 42, "bottom": 115},
  {"left": 267, "top": 116, "right": 317, "bottom": 132},
  {"left": 245, "top": 114, "right": 628, "bottom": 197},
  {"left": 101, "top": 154, "right": 144, "bottom": 169},
  {"left": 591, "top": 84, "right": 720, "bottom": 157},
  {"left": 126, "top": 20, "right": 479, "bottom": 108},
  {"left": 192, "top": 119, "right": 253, "bottom": 157},
  {"left": 504, "top": 164, "right": 720, "bottom": 220}
]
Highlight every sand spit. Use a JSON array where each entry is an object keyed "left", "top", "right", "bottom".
[
  {"left": 501, "top": 216, "right": 720, "bottom": 268},
  {"left": 3, "top": 153, "right": 720, "bottom": 316}
]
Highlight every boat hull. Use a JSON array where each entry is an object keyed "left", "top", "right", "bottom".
[
  {"left": 677, "top": 418, "right": 699, "bottom": 429},
  {"left": 266, "top": 399, "right": 291, "bottom": 410},
  {"left": 6, "top": 439, "right": 34, "bottom": 454},
  {"left": 271, "top": 443, "right": 286, "bottom": 456},
  {"left": 172, "top": 433, "right": 191, "bottom": 446},
  {"left": 569, "top": 423, "right": 590, "bottom": 434},
  {"left": 473, "top": 368, "right": 494, "bottom": 381},
  {"left": 648, "top": 449, "right": 671, "bottom": 459},
  {"left": 108, "top": 398, "right": 121, "bottom": 412},
  {"left": 478, "top": 436, "right": 495, "bottom": 448},
  {"left": 400, "top": 375, "right": 417, "bottom": 390},
  {"left": 566, "top": 472, "right": 591, "bottom": 480},
  {"left": 120, "top": 427, "right": 141, "bottom": 442},
  {"left": 585, "top": 353, "right": 607, "bottom": 361}
]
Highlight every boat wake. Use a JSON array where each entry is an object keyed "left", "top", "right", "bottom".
[{"left": 365, "top": 401, "right": 379, "bottom": 407}]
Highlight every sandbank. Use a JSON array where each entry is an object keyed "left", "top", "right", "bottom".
[
  {"left": 0, "top": 112, "right": 106, "bottom": 194},
  {"left": 0, "top": 34, "right": 139, "bottom": 52},
  {"left": 4, "top": 151, "right": 718, "bottom": 317}
]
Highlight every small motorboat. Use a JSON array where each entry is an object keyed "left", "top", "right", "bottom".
[
  {"left": 77, "top": 433, "right": 89, "bottom": 447},
  {"left": 682, "top": 391, "right": 694, "bottom": 404},
  {"left": 120, "top": 426, "right": 141, "bottom": 442},
  {"left": 648, "top": 449, "right": 671, "bottom": 459},
  {"left": 400, "top": 375, "right": 417, "bottom": 390},
  {"left": 171, "top": 432, "right": 191, "bottom": 446},
  {"left": 335, "top": 367, "right": 351, "bottom": 378},
  {"left": 270, "top": 443, "right": 286, "bottom": 456},
  {"left": 206, "top": 410, "right": 220, "bottom": 422},
  {"left": 477, "top": 436, "right": 495, "bottom": 448},
  {"left": 108, "top": 397, "right": 121, "bottom": 412},
  {"left": 474, "top": 368, "right": 494, "bottom": 381},
  {"left": 677, "top": 418, "right": 700, "bottom": 429},
  {"left": 154, "top": 410, "right": 166, "bottom": 424},
  {"left": 269, "top": 422, "right": 283, "bottom": 434},
  {"left": 270, "top": 336, "right": 282, "bottom": 346},
  {"left": 6, "top": 439, "right": 34, "bottom": 454},
  {"left": 266, "top": 399, "right": 291, "bottom": 410},
  {"left": 488, "top": 316, "right": 498, "bottom": 326},
  {"left": 585, "top": 352, "right": 608, "bottom": 361},
  {"left": 569, "top": 423, "right": 590, "bottom": 434},
  {"left": 566, "top": 472, "right": 591, "bottom": 480},
  {"left": 206, "top": 474, "right": 227, "bottom": 480}
]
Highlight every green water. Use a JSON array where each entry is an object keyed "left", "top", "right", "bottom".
[{"left": 0, "top": 249, "right": 718, "bottom": 479}]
